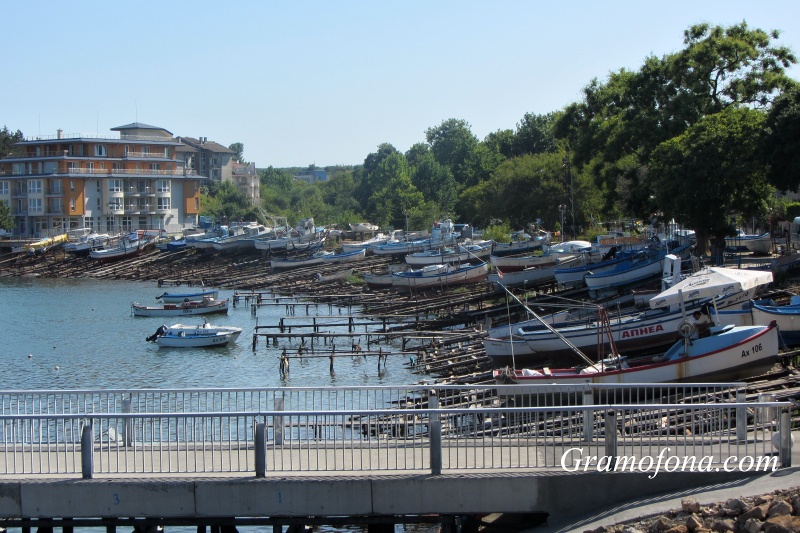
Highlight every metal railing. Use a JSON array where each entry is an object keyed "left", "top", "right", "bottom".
[{"left": 0, "top": 384, "right": 790, "bottom": 478}]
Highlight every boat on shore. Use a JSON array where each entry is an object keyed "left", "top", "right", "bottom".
[
  {"left": 488, "top": 255, "right": 581, "bottom": 289},
  {"left": 712, "top": 296, "right": 800, "bottom": 348},
  {"left": 131, "top": 298, "right": 230, "bottom": 317},
  {"left": 493, "top": 321, "right": 779, "bottom": 385},
  {"left": 320, "top": 248, "right": 367, "bottom": 264},
  {"left": 391, "top": 262, "right": 489, "bottom": 291},
  {"left": 727, "top": 230, "right": 773, "bottom": 255},
  {"left": 64, "top": 230, "right": 112, "bottom": 254},
  {"left": 405, "top": 241, "right": 492, "bottom": 267},
  {"left": 90, "top": 233, "right": 151, "bottom": 261}
]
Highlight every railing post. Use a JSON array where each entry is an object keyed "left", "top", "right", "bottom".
[
  {"left": 582, "top": 390, "right": 594, "bottom": 442},
  {"left": 81, "top": 420, "right": 94, "bottom": 479},
  {"left": 255, "top": 420, "right": 266, "bottom": 477},
  {"left": 780, "top": 407, "right": 792, "bottom": 468},
  {"left": 122, "top": 397, "right": 133, "bottom": 447},
  {"left": 274, "top": 397, "right": 284, "bottom": 446},
  {"left": 429, "top": 390, "right": 442, "bottom": 475},
  {"left": 736, "top": 390, "right": 747, "bottom": 442},
  {"left": 604, "top": 410, "right": 617, "bottom": 471}
]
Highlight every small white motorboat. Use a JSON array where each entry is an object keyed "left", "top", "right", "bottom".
[{"left": 146, "top": 321, "right": 243, "bottom": 347}]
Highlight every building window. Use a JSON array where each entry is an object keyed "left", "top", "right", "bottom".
[
  {"left": 142, "top": 146, "right": 150, "bottom": 156},
  {"left": 157, "top": 197, "right": 171, "bottom": 210},
  {"left": 0, "top": 181, "right": 8, "bottom": 195},
  {"left": 157, "top": 180, "right": 170, "bottom": 193},
  {"left": 122, "top": 216, "right": 132, "bottom": 232},
  {"left": 28, "top": 180, "right": 42, "bottom": 194},
  {"left": 28, "top": 198, "right": 42, "bottom": 212},
  {"left": 150, "top": 163, "right": 160, "bottom": 173},
  {"left": 94, "top": 145, "right": 107, "bottom": 157},
  {"left": 96, "top": 198, "right": 101, "bottom": 210},
  {"left": 70, "top": 180, "right": 75, "bottom": 192},
  {"left": 97, "top": 180, "right": 101, "bottom": 192},
  {"left": 44, "top": 162, "right": 58, "bottom": 174},
  {"left": 109, "top": 179, "right": 122, "bottom": 192},
  {"left": 195, "top": 197, "right": 199, "bottom": 210},
  {"left": 50, "top": 198, "right": 62, "bottom": 213},
  {"left": 70, "top": 198, "right": 76, "bottom": 212},
  {"left": 12, "top": 163, "right": 24, "bottom": 175}
]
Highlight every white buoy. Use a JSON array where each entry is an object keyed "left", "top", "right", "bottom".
[
  {"left": 54, "top": 366, "right": 60, "bottom": 371},
  {"left": 772, "top": 431, "right": 795, "bottom": 451},
  {"left": 27, "top": 354, "right": 32, "bottom": 359}
]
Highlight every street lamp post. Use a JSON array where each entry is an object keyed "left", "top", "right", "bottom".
[{"left": 558, "top": 204, "right": 565, "bottom": 243}]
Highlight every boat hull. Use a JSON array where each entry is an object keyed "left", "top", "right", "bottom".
[
  {"left": 132, "top": 299, "right": 229, "bottom": 317},
  {"left": 494, "top": 323, "right": 779, "bottom": 385},
  {"left": 155, "top": 331, "right": 236, "bottom": 347}
]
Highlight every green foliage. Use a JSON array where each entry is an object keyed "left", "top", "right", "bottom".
[
  {"left": 649, "top": 106, "right": 771, "bottom": 251},
  {"left": 0, "top": 201, "right": 13, "bottom": 231},
  {"left": 200, "top": 181, "right": 255, "bottom": 222},
  {"left": 0, "top": 126, "right": 23, "bottom": 159},
  {"left": 763, "top": 85, "right": 800, "bottom": 192},
  {"left": 785, "top": 202, "right": 800, "bottom": 221},
  {"left": 482, "top": 222, "right": 513, "bottom": 243},
  {"left": 228, "top": 142, "right": 245, "bottom": 163}
]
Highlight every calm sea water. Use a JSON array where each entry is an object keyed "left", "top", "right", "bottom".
[{"left": 0, "top": 277, "right": 420, "bottom": 391}]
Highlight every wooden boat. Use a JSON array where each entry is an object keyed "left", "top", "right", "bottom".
[
  {"left": 391, "top": 262, "right": 488, "bottom": 291},
  {"left": 89, "top": 233, "right": 151, "bottom": 261},
  {"left": 712, "top": 297, "right": 800, "bottom": 348},
  {"left": 491, "top": 230, "right": 551, "bottom": 257},
  {"left": 341, "top": 232, "right": 396, "bottom": 253},
  {"left": 320, "top": 248, "right": 367, "bottom": 264},
  {"left": 363, "top": 264, "right": 408, "bottom": 288},
  {"left": 488, "top": 255, "right": 581, "bottom": 289},
  {"left": 553, "top": 248, "right": 638, "bottom": 289},
  {"left": 485, "top": 265, "right": 773, "bottom": 368},
  {"left": 155, "top": 289, "right": 220, "bottom": 304},
  {"left": 727, "top": 230, "right": 773, "bottom": 255},
  {"left": 64, "top": 231, "right": 112, "bottom": 254},
  {"left": 405, "top": 241, "right": 492, "bottom": 267},
  {"left": 584, "top": 243, "right": 692, "bottom": 296},
  {"left": 270, "top": 254, "right": 324, "bottom": 271},
  {"left": 493, "top": 321, "right": 779, "bottom": 385},
  {"left": 489, "top": 253, "right": 561, "bottom": 272},
  {"left": 146, "top": 321, "right": 243, "bottom": 347},
  {"left": 349, "top": 222, "right": 380, "bottom": 233},
  {"left": 131, "top": 298, "right": 229, "bottom": 317}
]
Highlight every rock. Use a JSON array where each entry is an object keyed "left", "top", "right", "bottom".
[
  {"left": 740, "top": 504, "right": 771, "bottom": 522},
  {"left": 686, "top": 515, "right": 704, "bottom": 532},
  {"left": 711, "top": 518, "right": 736, "bottom": 532},
  {"left": 768, "top": 500, "right": 792, "bottom": 517},
  {"left": 651, "top": 517, "right": 672, "bottom": 532},
  {"left": 756, "top": 495, "right": 775, "bottom": 506},
  {"left": 683, "top": 498, "right": 702, "bottom": 515},
  {"left": 663, "top": 526, "right": 688, "bottom": 533},
  {"left": 764, "top": 514, "right": 800, "bottom": 532},
  {"left": 725, "top": 499, "right": 748, "bottom": 513},
  {"left": 742, "top": 518, "right": 763, "bottom": 533}
]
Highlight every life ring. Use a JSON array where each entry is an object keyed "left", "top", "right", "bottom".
[{"left": 678, "top": 320, "right": 696, "bottom": 338}]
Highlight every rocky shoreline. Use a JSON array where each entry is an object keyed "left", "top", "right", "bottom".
[{"left": 587, "top": 488, "right": 800, "bottom": 533}]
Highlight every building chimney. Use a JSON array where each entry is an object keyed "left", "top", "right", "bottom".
[{"left": 57, "top": 129, "right": 63, "bottom": 139}]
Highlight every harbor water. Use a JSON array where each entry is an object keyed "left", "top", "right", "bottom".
[
  {"left": 0, "top": 277, "right": 421, "bottom": 390},
  {"left": 0, "top": 277, "right": 440, "bottom": 531}
]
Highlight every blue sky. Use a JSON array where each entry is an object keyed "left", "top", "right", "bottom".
[{"left": 3, "top": 1, "right": 800, "bottom": 168}]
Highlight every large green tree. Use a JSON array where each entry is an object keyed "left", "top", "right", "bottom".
[
  {"left": 425, "top": 119, "right": 479, "bottom": 186},
  {"left": 556, "top": 22, "right": 796, "bottom": 219},
  {"left": 762, "top": 85, "right": 800, "bottom": 192},
  {"left": 0, "top": 126, "right": 23, "bottom": 159},
  {"left": 649, "top": 106, "right": 771, "bottom": 254}
]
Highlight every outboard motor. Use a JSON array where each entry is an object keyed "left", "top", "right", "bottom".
[{"left": 146, "top": 325, "right": 168, "bottom": 342}]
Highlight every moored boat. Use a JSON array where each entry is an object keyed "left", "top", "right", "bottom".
[
  {"left": 90, "top": 233, "right": 151, "bottom": 261},
  {"left": 391, "top": 262, "right": 489, "bottom": 291},
  {"left": 146, "top": 321, "right": 243, "bottom": 347},
  {"left": 131, "top": 298, "right": 229, "bottom": 317},
  {"left": 155, "top": 289, "right": 220, "bottom": 304}
]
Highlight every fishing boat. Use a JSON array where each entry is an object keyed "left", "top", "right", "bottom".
[
  {"left": 131, "top": 298, "right": 229, "bottom": 317},
  {"left": 320, "top": 248, "right": 367, "bottom": 264},
  {"left": 405, "top": 241, "right": 492, "bottom": 267},
  {"left": 488, "top": 255, "right": 581, "bottom": 289},
  {"left": 270, "top": 254, "right": 324, "bottom": 271},
  {"left": 341, "top": 231, "right": 398, "bottom": 253},
  {"left": 63, "top": 231, "right": 112, "bottom": 254},
  {"left": 89, "top": 233, "right": 151, "bottom": 261},
  {"left": 489, "top": 253, "right": 561, "bottom": 273},
  {"left": 727, "top": 230, "right": 773, "bottom": 255},
  {"left": 485, "top": 266, "right": 773, "bottom": 368},
  {"left": 553, "top": 248, "right": 638, "bottom": 289},
  {"left": 583, "top": 243, "right": 692, "bottom": 297},
  {"left": 493, "top": 321, "right": 779, "bottom": 385},
  {"left": 491, "top": 229, "right": 551, "bottom": 257},
  {"left": 155, "top": 289, "right": 220, "bottom": 304},
  {"left": 712, "top": 296, "right": 800, "bottom": 348},
  {"left": 145, "top": 321, "right": 243, "bottom": 347},
  {"left": 349, "top": 222, "right": 380, "bottom": 233},
  {"left": 391, "top": 262, "right": 489, "bottom": 291}
]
